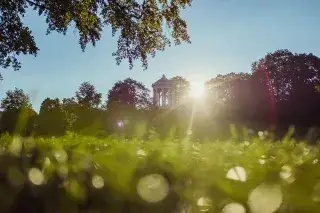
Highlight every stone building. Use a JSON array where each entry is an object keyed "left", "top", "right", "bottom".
[{"left": 152, "top": 75, "right": 176, "bottom": 109}]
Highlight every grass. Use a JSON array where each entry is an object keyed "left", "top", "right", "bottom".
[{"left": 0, "top": 131, "right": 319, "bottom": 213}]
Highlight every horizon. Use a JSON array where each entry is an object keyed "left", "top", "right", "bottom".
[{"left": 1, "top": 0, "right": 320, "bottom": 111}]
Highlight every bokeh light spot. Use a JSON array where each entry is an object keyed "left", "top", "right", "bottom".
[
  {"left": 221, "top": 203, "right": 246, "bottom": 213},
  {"left": 136, "top": 149, "right": 146, "bottom": 157},
  {"left": 117, "top": 120, "right": 124, "bottom": 128},
  {"left": 259, "top": 159, "right": 266, "bottom": 165},
  {"left": 248, "top": 183, "right": 283, "bottom": 213},
  {"left": 243, "top": 141, "right": 250, "bottom": 146},
  {"left": 54, "top": 150, "right": 68, "bottom": 163},
  {"left": 28, "top": 168, "right": 44, "bottom": 185},
  {"left": 279, "top": 165, "right": 295, "bottom": 183},
  {"left": 197, "top": 197, "right": 212, "bottom": 212},
  {"left": 137, "top": 174, "right": 169, "bottom": 203},
  {"left": 227, "top": 166, "right": 247, "bottom": 182},
  {"left": 9, "top": 137, "right": 22, "bottom": 156},
  {"left": 313, "top": 159, "right": 319, "bottom": 164},
  {"left": 92, "top": 175, "right": 104, "bottom": 189}
]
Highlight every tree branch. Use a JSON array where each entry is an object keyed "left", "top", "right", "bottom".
[
  {"left": 25, "top": 0, "right": 50, "bottom": 11},
  {"left": 112, "top": 0, "right": 142, "bottom": 20}
]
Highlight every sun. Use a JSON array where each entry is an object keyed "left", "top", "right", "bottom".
[{"left": 190, "top": 82, "right": 205, "bottom": 98}]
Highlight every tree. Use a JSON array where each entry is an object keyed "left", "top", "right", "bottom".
[
  {"left": 36, "top": 98, "right": 66, "bottom": 136},
  {"left": 61, "top": 97, "right": 78, "bottom": 131},
  {"left": 0, "top": 107, "right": 37, "bottom": 135},
  {"left": 251, "top": 49, "right": 295, "bottom": 102},
  {"left": 171, "top": 76, "right": 190, "bottom": 105},
  {"left": 0, "top": 0, "right": 192, "bottom": 79},
  {"left": 0, "top": 88, "right": 36, "bottom": 135},
  {"left": 106, "top": 78, "right": 151, "bottom": 136},
  {"left": 251, "top": 49, "right": 320, "bottom": 127},
  {"left": 205, "top": 72, "right": 250, "bottom": 103},
  {"left": 75, "top": 82, "right": 102, "bottom": 108},
  {"left": 251, "top": 49, "right": 320, "bottom": 102},
  {"left": 107, "top": 78, "right": 152, "bottom": 111},
  {"left": 203, "top": 72, "right": 251, "bottom": 122},
  {"left": 0, "top": 87, "right": 31, "bottom": 111},
  {"left": 73, "top": 82, "right": 104, "bottom": 133}
]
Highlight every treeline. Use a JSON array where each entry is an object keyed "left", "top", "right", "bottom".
[
  {"left": 0, "top": 79, "right": 153, "bottom": 138},
  {"left": 1, "top": 49, "right": 320, "bottom": 141}
]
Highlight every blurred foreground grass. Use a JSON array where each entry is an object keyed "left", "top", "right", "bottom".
[{"left": 0, "top": 132, "right": 320, "bottom": 213}]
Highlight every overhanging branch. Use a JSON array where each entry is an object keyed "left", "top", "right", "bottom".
[{"left": 25, "top": 0, "right": 50, "bottom": 11}]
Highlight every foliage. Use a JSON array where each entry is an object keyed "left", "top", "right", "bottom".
[
  {"left": 171, "top": 76, "right": 190, "bottom": 105},
  {"left": 0, "top": 88, "right": 36, "bottom": 135},
  {"left": 251, "top": 49, "right": 320, "bottom": 102},
  {"left": 72, "top": 82, "right": 104, "bottom": 133},
  {"left": 250, "top": 49, "right": 320, "bottom": 128},
  {"left": 0, "top": 0, "right": 192, "bottom": 78},
  {"left": 61, "top": 97, "right": 79, "bottom": 131},
  {"left": 106, "top": 78, "right": 152, "bottom": 111},
  {"left": 205, "top": 72, "right": 250, "bottom": 103},
  {"left": 0, "top": 133, "right": 319, "bottom": 213},
  {"left": 0, "top": 107, "right": 37, "bottom": 135},
  {"left": 75, "top": 82, "right": 102, "bottom": 108},
  {"left": 194, "top": 49, "right": 320, "bottom": 140},
  {"left": 36, "top": 98, "right": 66, "bottom": 136},
  {"left": 1, "top": 88, "right": 31, "bottom": 111},
  {"left": 104, "top": 78, "right": 152, "bottom": 137}
]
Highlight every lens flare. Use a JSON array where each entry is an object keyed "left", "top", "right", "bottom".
[{"left": 137, "top": 174, "right": 169, "bottom": 203}]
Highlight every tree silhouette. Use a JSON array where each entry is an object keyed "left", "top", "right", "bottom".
[
  {"left": 0, "top": 88, "right": 31, "bottom": 111},
  {"left": 105, "top": 78, "right": 151, "bottom": 136},
  {"left": 75, "top": 82, "right": 102, "bottom": 108},
  {"left": 0, "top": 0, "right": 192, "bottom": 78},
  {"left": 73, "top": 82, "right": 104, "bottom": 134},
  {"left": 251, "top": 49, "right": 320, "bottom": 130},
  {"left": 61, "top": 97, "right": 78, "bottom": 131},
  {"left": 251, "top": 49, "right": 295, "bottom": 102},
  {"left": 36, "top": 98, "right": 66, "bottom": 136},
  {"left": 107, "top": 78, "right": 151, "bottom": 111},
  {"left": 0, "top": 88, "right": 35, "bottom": 135}
]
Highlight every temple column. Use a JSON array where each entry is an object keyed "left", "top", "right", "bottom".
[
  {"left": 153, "top": 89, "right": 156, "bottom": 105},
  {"left": 160, "top": 88, "right": 163, "bottom": 107},
  {"left": 168, "top": 89, "right": 172, "bottom": 107},
  {"left": 154, "top": 88, "right": 158, "bottom": 106},
  {"left": 161, "top": 88, "right": 165, "bottom": 107},
  {"left": 171, "top": 89, "right": 176, "bottom": 107},
  {"left": 166, "top": 88, "right": 169, "bottom": 106}
]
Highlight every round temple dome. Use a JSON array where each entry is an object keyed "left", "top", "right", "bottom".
[{"left": 152, "top": 75, "right": 172, "bottom": 88}]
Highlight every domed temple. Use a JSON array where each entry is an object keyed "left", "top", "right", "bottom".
[{"left": 152, "top": 75, "right": 176, "bottom": 109}]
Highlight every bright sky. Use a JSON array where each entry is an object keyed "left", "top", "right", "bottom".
[{"left": 1, "top": 0, "right": 320, "bottom": 111}]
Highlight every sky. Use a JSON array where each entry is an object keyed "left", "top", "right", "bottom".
[{"left": 1, "top": 0, "right": 320, "bottom": 111}]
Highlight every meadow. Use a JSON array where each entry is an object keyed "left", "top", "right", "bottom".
[{"left": 0, "top": 131, "right": 319, "bottom": 213}]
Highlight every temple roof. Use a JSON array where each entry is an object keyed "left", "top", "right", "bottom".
[{"left": 152, "top": 75, "right": 172, "bottom": 87}]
